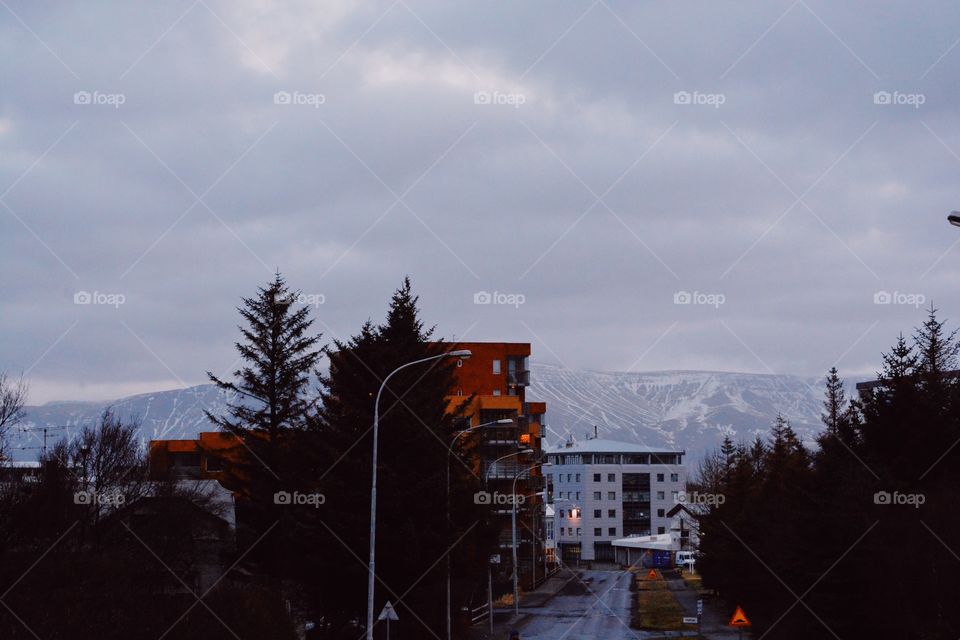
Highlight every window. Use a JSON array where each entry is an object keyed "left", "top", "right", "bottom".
[
  {"left": 593, "top": 491, "right": 602, "bottom": 500},
  {"left": 593, "top": 509, "right": 602, "bottom": 518},
  {"left": 492, "top": 389, "right": 501, "bottom": 396},
  {"left": 670, "top": 473, "right": 679, "bottom": 482},
  {"left": 608, "top": 509, "right": 616, "bottom": 518},
  {"left": 559, "top": 510, "right": 565, "bottom": 518},
  {"left": 657, "top": 526, "right": 666, "bottom": 535},
  {"left": 576, "top": 528, "right": 582, "bottom": 537},
  {"left": 656, "top": 491, "right": 665, "bottom": 500},
  {"left": 671, "top": 491, "right": 679, "bottom": 502},
  {"left": 566, "top": 474, "right": 572, "bottom": 482},
  {"left": 656, "top": 473, "right": 664, "bottom": 482},
  {"left": 594, "top": 528, "right": 602, "bottom": 536},
  {"left": 608, "top": 473, "right": 616, "bottom": 482},
  {"left": 576, "top": 492, "right": 581, "bottom": 500},
  {"left": 575, "top": 473, "right": 581, "bottom": 482},
  {"left": 492, "top": 359, "right": 501, "bottom": 374},
  {"left": 657, "top": 509, "right": 665, "bottom": 517},
  {"left": 608, "top": 491, "right": 616, "bottom": 500},
  {"left": 609, "top": 527, "right": 617, "bottom": 536},
  {"left": 205, "top": 455, "right": 222, "bottom": 472},
  {"left": 593, "top": 473, "right": 601, "bottom": 482}
]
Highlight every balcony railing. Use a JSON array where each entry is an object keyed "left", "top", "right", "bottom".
[{"left": 507, "top": 370, "right": 531, "bottom": 387}]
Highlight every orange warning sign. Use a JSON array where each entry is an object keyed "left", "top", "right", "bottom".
[
  {"left": 728, "top": 605, "right": 751, "bottom": 627},
  {"left": 646, "top": 569, "right": 657, "bottom": 579}
]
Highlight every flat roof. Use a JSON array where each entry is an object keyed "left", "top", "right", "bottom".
[{"left": 545, "top": 438, "right": 684, "bottom": 455}]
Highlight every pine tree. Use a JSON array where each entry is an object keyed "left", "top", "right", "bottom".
[{"left": 316, "top": 278, "right": 492, "bottom": 636}]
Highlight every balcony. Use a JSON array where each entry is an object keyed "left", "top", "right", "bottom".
[{"left": 507, "top": 369, "right": 530, "bottom": 387}]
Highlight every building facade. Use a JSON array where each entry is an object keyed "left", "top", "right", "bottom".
[
  {"left": 545, "top": 438, "right": 685, "bottom": 562},
  {"left": 439, "top": 341, "right": 549, "bottom": 589}
]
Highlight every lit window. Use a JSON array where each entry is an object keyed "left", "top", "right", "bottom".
[{"left": 492, "top": 359, "right": 501, "bottom": 374}]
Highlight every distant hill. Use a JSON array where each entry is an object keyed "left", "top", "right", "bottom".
[{"left": 10, "top": 363, "right": 831, "bottom": 464}]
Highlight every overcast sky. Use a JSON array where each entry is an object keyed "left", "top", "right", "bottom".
[{"left": 3, "top": 1, "right": 960, "bottom": 404}]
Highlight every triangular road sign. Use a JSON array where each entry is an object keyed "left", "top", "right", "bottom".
[
  {"left": 378, "top": 600, "right": 400, "bottom": 622},
  {"left": 728, "top": 605, "right": 751, "bottom": 627},
  {"left": 646, "top": 569, "right": 657, "bottom": 579}
]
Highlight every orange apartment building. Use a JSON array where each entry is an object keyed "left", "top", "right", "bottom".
[{"left": 441, "top": 342, "right": 549, "bottom": 592}]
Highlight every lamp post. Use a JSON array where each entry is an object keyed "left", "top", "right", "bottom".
[
  {"left": 481, "top": 446, "right": 532, "bottom": 631},
  {"left": 512, "top": 461, "right": 551, "bottom": 615},
  {"left": 367, "top": 349, "right": 471, "bottom": 640},
  {"left": 445, "top": 418, "right": 512, "bottom": 640}
]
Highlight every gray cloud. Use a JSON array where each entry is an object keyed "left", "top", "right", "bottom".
[{"left": 2, "top": 0, "right": 960, "bottom": 403}]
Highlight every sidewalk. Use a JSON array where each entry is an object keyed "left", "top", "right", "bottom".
[
  {"left": 661, "top": 569, "right": 753, "bottom": 640},
  {"left": 467, "top": 567, "right": 575, "bottom": 640}
]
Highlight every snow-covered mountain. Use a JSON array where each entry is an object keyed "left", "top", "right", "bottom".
[
  {"left": 10, "top": 364, "right": 829, "bottom": 463},
  {"left": 527, "top": 363, "right": 826, "bottom": 459}
]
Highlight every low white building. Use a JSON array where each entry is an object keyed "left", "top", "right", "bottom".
[{"left": 545, "top": 437, "right": 686, "bottom": 562}]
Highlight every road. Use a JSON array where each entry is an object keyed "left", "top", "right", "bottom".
[{"left": 513, "top": 569, "right": 643, "bottom": 640}]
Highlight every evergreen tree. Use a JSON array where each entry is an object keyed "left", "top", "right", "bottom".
[{"left": 317, "top": 278, "right": 494, "bottom": 638}]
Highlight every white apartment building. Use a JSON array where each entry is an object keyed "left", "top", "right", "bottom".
[{"left": 545, "top": 438, "right": 686, "bottom": 562}]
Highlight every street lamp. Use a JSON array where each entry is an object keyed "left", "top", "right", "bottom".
[
  {"left": 949, "top": 211, "right": 960, "bottom": 227},
  {"left": 512, "top": 461, "right": 552, "bottom": 615},
  {"left": 479, "top": 445, "right": 532, "bottom": 632},
  {"left": 367, "top": 349, "right": 471, "bottom": 640},
  {"left": 445, "top": 418, "right": 512, "bottom": 640}
]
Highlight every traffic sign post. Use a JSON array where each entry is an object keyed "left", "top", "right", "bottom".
[
  {"left": 378, "top": 600, "right": 399, "bottom": 640},
  {"left": 728, "top": 605, "right": 751, "bottom": 640}
]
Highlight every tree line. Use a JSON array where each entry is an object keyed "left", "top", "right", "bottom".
[
  {"left": 0, "top": 275, "right": 497, "bottom": 639},
  {"left": 696, "top": 307, "right": 960, "bottom": 639}
]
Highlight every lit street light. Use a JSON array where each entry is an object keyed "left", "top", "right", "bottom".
[{"left": 367, "top": 349, "right": 471, "bottom": 640}]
